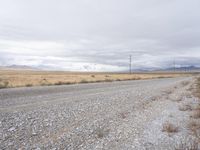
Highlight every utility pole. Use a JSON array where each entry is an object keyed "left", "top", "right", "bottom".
[
  {"left": 129, "top": 55, "right": 132, "bottom": 74},
  {"left": 173, "top": 59, "right": 176, "bottom": 72}
]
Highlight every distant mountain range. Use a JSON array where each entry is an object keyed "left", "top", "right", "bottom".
[
  {"left": 0, "top": 65, "right": 38, "bottom": 70},
  {"left": 157, "top": 65, "right": 200, "bottom": 72},
  {"left": 0, "top": 65, "right": 200, "bottom": 72}
]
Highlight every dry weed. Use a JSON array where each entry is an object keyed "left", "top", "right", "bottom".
[
  {"left": 0, "top": 80, "right": 9, "bottom": 89},
  {"left": 188, "top": 121, "right": 200, "bottom": 132},
  {"left": 95, "top": 127, "right": 110, "bottom": 139},
  {"left": 25, "top": 84, "right": 33, "bottom": 87},
  {"left": 91, "top": 75, "right": 95, "bottom": 78},
  {"left": 191, "top": 109, "right": 200, "bottom": 119},
  {"left": 182, "top": 81, "right": 190, "bottom": 87},
  {"left": 119, "top": 111, "right": 129, "bottom": 119},
  {"left": 162, "top": 122, "right": 179, "bottom": 133},
  {"left": 179, "top": 104, "right": 192, "bottom": 111}
]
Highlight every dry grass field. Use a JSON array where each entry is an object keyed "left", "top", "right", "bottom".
[{"left": 0, "top": 69, "right": 192, "bottom": 88}]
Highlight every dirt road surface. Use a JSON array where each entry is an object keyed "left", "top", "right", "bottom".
[{"left": 0, "top": 77, "right": 199, "bottom": 149}]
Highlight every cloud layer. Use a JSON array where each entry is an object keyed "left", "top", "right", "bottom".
[{"left": 0, "top": 0, "right": 200, "bottom": 71}]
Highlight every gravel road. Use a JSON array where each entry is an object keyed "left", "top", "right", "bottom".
[{"left": 0, "top": 77, "right": 198, "bottom": 149}]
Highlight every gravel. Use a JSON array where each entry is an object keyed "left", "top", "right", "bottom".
[{"left": 0, "top": 77, "right": 198, "bottom": 149}]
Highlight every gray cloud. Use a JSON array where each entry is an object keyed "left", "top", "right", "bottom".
[{"left": 0, "top": 0, "right": 200, "bottom": 71}]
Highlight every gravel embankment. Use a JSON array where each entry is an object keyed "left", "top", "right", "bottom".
[{"left": 0, "top": 77, "right": 198, "bottom": 149}]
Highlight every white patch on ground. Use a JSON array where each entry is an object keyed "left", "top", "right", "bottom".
[{"left": 134, "top": 79, "right": 200, "bottom": 150}]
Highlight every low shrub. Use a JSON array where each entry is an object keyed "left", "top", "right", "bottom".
[
  {"left": 162, "top": 122, "right": 178, "bottom": 133},
  {"left": 0, "top": 81, "right": 9, "bottom": 89},
  {"left": 25, "top": 84, "right": 33, "bottom": 87}
]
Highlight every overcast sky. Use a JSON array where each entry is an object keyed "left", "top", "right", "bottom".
[{"left": 0, "top": 0, "right": 200, "bottom": 71}]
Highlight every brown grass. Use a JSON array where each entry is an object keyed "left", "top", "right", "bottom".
[
  {"left": 0, "top": 69, "right": 190, "bottom": 88},
  {"left": 189, "top": 77, "right": 200, "bottom": 143},
  {"left": 188, "top": 120, "right": 200, "bottom": 145},
  {"left": 193, "top": 77, "right": 200, "bottom": 98},
  {"left": 0, "top": 80, "right": 9, "bottom": 89},
  {"left": 191, "top": 104, "right": 200, "bottom": 119},
  {"left": 188, "top": 121, "right": 200, "bottom": 132},
  {"left": 191, "top": 109, "right": 200, "bottom": 119},
  {"left": 162, "top": 122, "right": 179, "bottom": 133}
]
